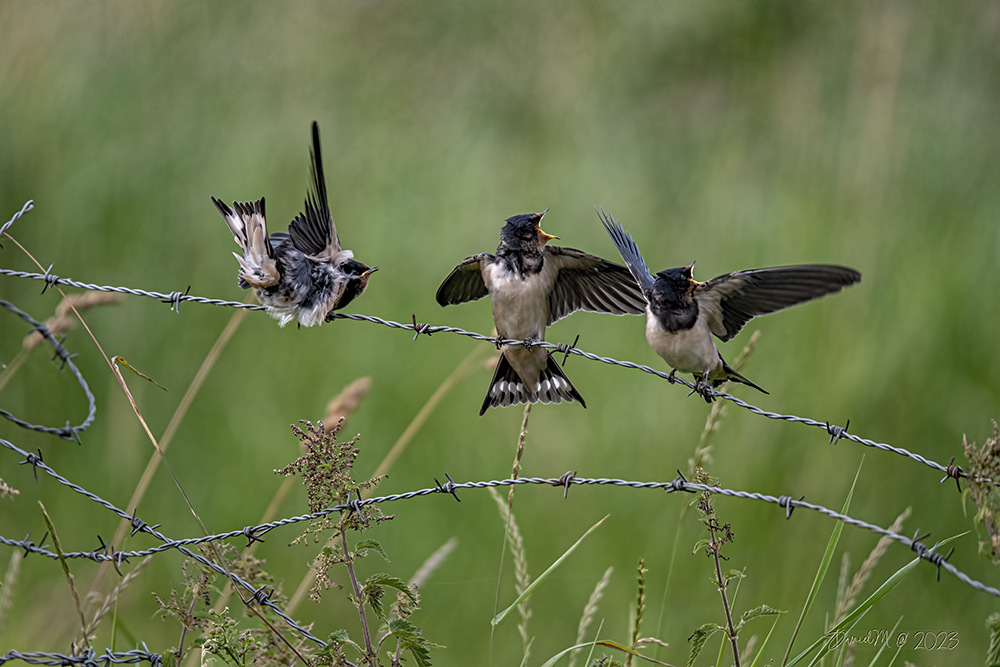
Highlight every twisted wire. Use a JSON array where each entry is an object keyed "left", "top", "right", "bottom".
[
  {"left": 0, "top": 300, "right": 95, "bottom": 442},
  {"left": 2, "top": 433, "right": 994, "bottom": 598},
  {"left": 0, "top": 265, "right": 978, "bottom": 485},
  {"left": 0, "top": 438, "right": 324, "bottom": 647},
  {"left": 0, "top": 648, "right": 160, "bottom": 667}
]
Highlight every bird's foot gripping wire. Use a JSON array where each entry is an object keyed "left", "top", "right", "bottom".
[
  {"left": 667, "top": 369, "right": 677, "bottom": 384},
  {"left": 688, "top": 373, "right": 716, "bottom": 404}
]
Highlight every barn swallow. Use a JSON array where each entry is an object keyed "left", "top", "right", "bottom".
[
  {"left": 212, "top": 122, "right": 376, "bottom": 327},
  {"left": 599, "top": 209, "right": 861, "bottom": 402},
  {"left": 437, "top": 211, "right": 647, "bottom": 415}
]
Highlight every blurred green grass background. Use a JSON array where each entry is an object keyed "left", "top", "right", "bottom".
[{"left": 1, "top": 1, "right": 998, "bottom": 664}]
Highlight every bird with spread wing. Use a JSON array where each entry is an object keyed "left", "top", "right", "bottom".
[
  {"left": 437, "top": 210, "right": 647, "bottom": 415},
  {"left": 212, "top": 122, "right": 376, "bottom": 327},
  {"left": 599, "top": 208, "right": 861, "bottom": 402}
]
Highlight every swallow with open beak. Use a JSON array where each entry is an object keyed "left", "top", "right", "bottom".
[
  {"left": 212, "top": 121, "right": 377, "bottom": 327},
  {"left": 437, "top": 210, "right": 647, "bottom": 415},
  {"left": 599, "top": 208, "right": 861, "bottom": 402}
]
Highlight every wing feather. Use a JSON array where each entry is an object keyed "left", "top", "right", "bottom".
[
  {"left": 288, "top": 122, "right": 340, "bottom": 258},
  {"left": 545, "top": 246, "right": 647, "bottom": 325},
  {"left": 695, "top": 265, "right": 862, "bottom": 341},
  {"left": 436, "top": 254, "right": 492, "bottom": 306},
  {"left": 596, "top": 208, "right": 656, "bottom": 298}
]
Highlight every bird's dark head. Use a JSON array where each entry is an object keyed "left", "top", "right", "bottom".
[
  {"left": 333, "top": 260, "right": 377, "bottom": 312},
  {"left": 655, "top": 262, "right": 695, "bottom": 288},
  {"left": 344, "top": 259, "right": 377, "bottom": 282},
  {"left": 649, "top": 262, "right": 698, "bottom": 330},
  {"left": 500, "top": 210, "right": 557, "bottom": 252}
]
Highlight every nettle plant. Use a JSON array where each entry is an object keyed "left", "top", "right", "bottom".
[{"left": 156, "top": 419, "right": 433, "bottom": 667}]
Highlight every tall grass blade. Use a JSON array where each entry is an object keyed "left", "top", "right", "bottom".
[
  {"left": 493, "top": 515, "right": 608, "bottom": 626},
  {"left": 782, "top": 458, "right": 864, "bottom": 666}
]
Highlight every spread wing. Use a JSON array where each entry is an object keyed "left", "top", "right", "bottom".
[
  {"left": 545, "top": 246, "right": 648, "bottom": 325},
  {"left": 596, "top": 208, "right": 655, "bottom": 298},
  {"left": 288, "top": 121, "right": 341, "bottom": 258},
  {"left": 695, "top": 265, "right": 862, "bottom": 342},
  {"left": 436, "top": 254, "right": 493, "bottom": 306}
]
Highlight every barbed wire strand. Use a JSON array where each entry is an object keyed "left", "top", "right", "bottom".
[
  {"left": 1, "top": 201, "right": 986, "bottom": 667},
  {"left": 0, "top": 300, "right": 96, "bottom": 442},
  {"left": 0, "top": 647, "right": 160, "bottom": 667},
  {"left": 1, "top": 436, "right": 993, "bottom": 600},
  {"left": 0, "top": 265, "right": 976, "bottom": 489},
  {"left": 0, "top": 200, "right": 34, "bottom": 241},
  {"left": 0, "top": 437, "right": 324, "bottom": 649}
]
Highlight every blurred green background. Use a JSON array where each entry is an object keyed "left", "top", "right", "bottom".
[{"left": 1, "top": 2, "right": 998, "bottom": 664}]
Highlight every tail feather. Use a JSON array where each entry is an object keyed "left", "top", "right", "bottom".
[
  {"left": 718, "top": 359, "right": 768, "bottom": 394},
  {"left": 212, "top": 196, "right": 279, "bottom": 289},
  {"left": 480, "top": 351, "right": 586, "bottom": 416}
]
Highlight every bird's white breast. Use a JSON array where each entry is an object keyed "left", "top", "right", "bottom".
[
  {"left": 484, "top": 261, "right": 556, "bottom": 341},
  {"left": 645, "top": 307, "right": 722, "bottom": 375}
]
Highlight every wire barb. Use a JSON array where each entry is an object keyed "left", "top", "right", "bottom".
[
  {"left": 128, "top": 507, "right": 159, "bottom": 537},
  {"left": 250, "top": 584, "right": 273, "bottom": 606},
  {"left": 556, "top": 334, "right": 581, "bottom": 368},
  {"left": 909, "top": 531, "right": 955, "bottom": 582},
  {"left": 242, "top": 525, "right": 265, "bottom": 547},
  {"left": 826, "top": 419, "right": 850, "bottom": 445},
  {"left": 777, "top": 495, "right": 804, "bottom": 519},
  {"left": 40, "top": 263, "right": 60, "bottom": 294},
  {"left": 160, "top": 285, "right": 191, "bottom": 314},
  {"left": 553, "top": 470, "right": 576, "bottom": 498},
  {"left": 940, "top": 456, "right": 963, "bottom": 492},
  {"left": 19, "top": 449, "right": 44, "bottom": 481},
  {"left": 434, "top": 473, "right": 461, "bottom": 502},
  {"left": 411, "top": 313, "right": 432, "bottom": 341}
]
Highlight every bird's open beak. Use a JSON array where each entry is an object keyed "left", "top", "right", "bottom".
[{"left": 535, "top": 209, "right": 558, "bottom": 243}]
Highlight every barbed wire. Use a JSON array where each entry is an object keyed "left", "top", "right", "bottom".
[
  {"left": 1, "top": 435, "right": 994, "bottom": 599},
  {"left": 0, "top": 437, "right": 325, "bottom": 648},
  {"left": 0, "top": 200, "right": 34, "bottom": 241},
  {"left": 0, "top": 648, "right": 160, "bottom": 667},
  {"left": 0, "top": 264, "right": 976, "bottom": 488},
  {"left": 1, "top": 200, "right": 994, "bottom": 665},
  {"left": 0, "top": 300, "right": 96, "bottom": 442}
]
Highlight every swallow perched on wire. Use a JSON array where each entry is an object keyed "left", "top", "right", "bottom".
[
  {"left": 599, "top": 208, "right": 861, "bottom": 402},
  {"left": 212, "top": 122, "right": 376, "bottom": 327},
  {"left": 437, "top": 210, "right": 647, "bottom": 415}
]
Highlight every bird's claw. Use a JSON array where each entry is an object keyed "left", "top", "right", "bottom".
[
  {"left": 686, "top": 374, "right": 716, "bottom": 404},
  {"left": 494, "top": 335, "right": 504, "bottom": 350},
  {"left": 667, "top": 369, "right": 677, "bottom": 384}
]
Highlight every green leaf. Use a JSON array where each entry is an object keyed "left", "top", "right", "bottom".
[
  {"left": 748, "top": 615, "right": 782, "bottom": 667},
  {"left": 687, "top": 623, "right": 724, "bottom": 667},
  {"left": 864, "top": 615, "right": 902, "bottom": 666},
  {"left": 736, "top": 604, "right": 785, "bottom": 631},
  {"left": 493, "top": 514, "right": 608, "bottom": 626},
  {"left": 540, "top": 639, "right": 672, "bottom": 667},
  {"left": 328, "top": 628, "right": 350, "bottom": 643},
  {"left": 691, "top": 538, "right": 711, "bottom": 555},
  {"left": 782, "top": 458, "right": 863, "bottom": 667},
  {"left": 987, "top": 611, "right": 1000, "bottom": 667},
  {"left": 364, "top": 573, "right": 415, "bottom": 601},
  {"left": 786, "top": 555, "right": 921, "bottom": 667},
  {"left": 390, "top": 618, "right": 433, "bottom": 667},
  {"left": 355, "top": 538, "right": 390, "bottom": 562},
  {"left": 723, "top": 569, "right": 745, "bottom": 583}
]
